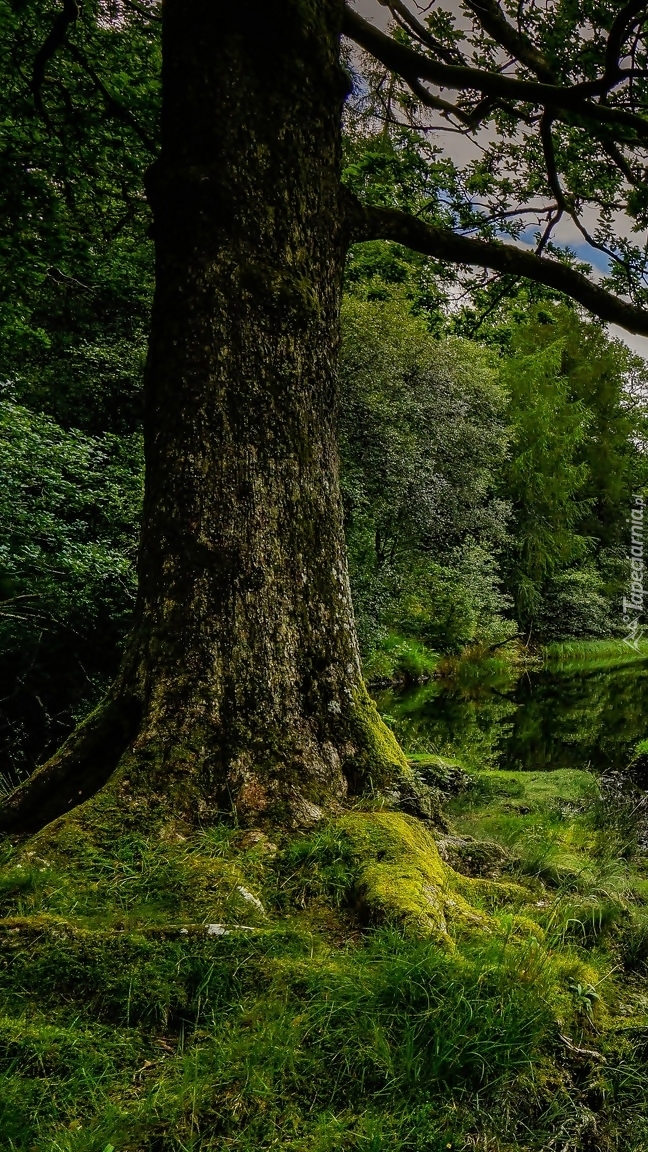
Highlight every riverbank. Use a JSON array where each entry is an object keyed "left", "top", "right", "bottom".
[
  {"left": 541, "top": 637, "right": 648, "bottom": 671},
  {"left": 365, "top": 634, "right": 648, "bottom": 691},
  {"left": 372, "top": 638, "right": 648, "bottom": 774}
]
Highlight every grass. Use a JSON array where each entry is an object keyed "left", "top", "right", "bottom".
[
  {"left": 541, "top": 637, "right": 648, "bottom": 672},
  {"left": 3, "top": 763, "right": 648, "bottom": 1149}
]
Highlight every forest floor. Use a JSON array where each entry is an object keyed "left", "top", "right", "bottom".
[{"left": 3, "top": 755, "right": 648, "bottom": 1150}]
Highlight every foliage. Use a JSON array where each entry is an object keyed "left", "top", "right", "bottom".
[
  {"left": 0, "top": 0, "right": 158, "bottom": 435},
  {"left": 0, "top": 399, "right": 142, "bottom": 783},
  {"left": 495, "top": 306, "right": 648, "bottom": 640},
  {"left": 339, "top": 295, "right": 514, "bottom": 660},
  {"left": 499, "top": 339, "right": 593, "bottom": 629},
  {"left": 362, "top": 633, "right": 440, "bottom": 686}
]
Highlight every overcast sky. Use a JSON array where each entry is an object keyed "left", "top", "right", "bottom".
[{"left": 349, "top": 0, "right": 648, "bottom": 360}]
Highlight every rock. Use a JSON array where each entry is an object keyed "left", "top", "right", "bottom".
[
  {"left": 236, "top": 885, "right": 265, "bottom": 914},
  {"left": 436, "top": 835, "right": 511, "bottom": 879},
  {"left": 237, "top": 830, "right": 278, "bottom": 856},
  {"left": 396, "top": 783, "right": 448, "bottom": 829}
]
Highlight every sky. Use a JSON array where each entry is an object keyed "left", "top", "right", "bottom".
[{"left": 350, "top": 0, "right": 648, "bottom": 360}]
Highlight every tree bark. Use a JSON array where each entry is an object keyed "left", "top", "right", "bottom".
[{"left": 0, "top": 0, "right": 407, "bottom": 833}]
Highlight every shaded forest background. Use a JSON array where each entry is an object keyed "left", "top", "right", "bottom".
[{"left": 2, "top": 0, "right": 648, "bottom": 785}]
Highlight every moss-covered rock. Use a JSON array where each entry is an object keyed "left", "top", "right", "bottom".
[{"left": 436, "top": 833, "right": 512, "bottom": 878}]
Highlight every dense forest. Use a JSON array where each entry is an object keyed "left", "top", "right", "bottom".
[{"left": 6, "top": 2, "right": 648, "bottom": 1150}]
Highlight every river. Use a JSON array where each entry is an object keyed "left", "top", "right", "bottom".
[{"left": 372, "top": 651, "right": 648, "bottom": 774}]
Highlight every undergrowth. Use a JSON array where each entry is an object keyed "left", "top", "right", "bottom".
[
  {"left": 3, "top": 763, "right": 648, "bottom": 1149},
  {"left": 363, "top": 633, "right": 440, "bottom": 685}
]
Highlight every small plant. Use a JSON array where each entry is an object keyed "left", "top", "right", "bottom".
[
  {"left": 590, "top": 768, "right": 648, "bottom": 860},
  {"left": 567, "top": 978, "right": 601, "bottom": 1023},
  {"left": 364, "top": 633, "right": 440, "bottom": 685}
]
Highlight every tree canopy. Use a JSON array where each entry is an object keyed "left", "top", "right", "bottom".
[
  {"left": 6, "top": 0, "right": 648, "bottom": 337},
  {"left": 342, "top": 0, "right": 648, "bottom": 335}
]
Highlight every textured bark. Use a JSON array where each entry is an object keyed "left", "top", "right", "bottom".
[{"left": 0, "top": 0, "right": 407, "bottom": 833}]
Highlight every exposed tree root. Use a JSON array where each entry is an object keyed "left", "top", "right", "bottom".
[
  {"left": 0, "top": 695, "right": 141, "bottom": 834},
  {"left": 338, "top": 811, "right": 536, "bottom": 944},
  {"left": 0, "top": 677, "right": 414, "bottom": 838}
]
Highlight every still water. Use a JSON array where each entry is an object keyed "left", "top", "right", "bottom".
[{"left": 372, "top": 656, "right": 648, "bottom": 774}]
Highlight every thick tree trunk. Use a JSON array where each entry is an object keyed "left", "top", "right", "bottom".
[{"left": 0, "top": 0, "right": 407, "bottom": 833}]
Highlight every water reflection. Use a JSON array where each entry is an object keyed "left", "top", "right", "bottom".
[{"left": 373, "top": 658, "right": 648, "bottom": 773}]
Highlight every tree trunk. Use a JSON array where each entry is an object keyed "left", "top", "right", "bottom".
[{"left": 0, "top": 0, "right": 407, "bottom": 833}]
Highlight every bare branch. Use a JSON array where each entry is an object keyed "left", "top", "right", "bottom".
[{"left": 344, "top": 192, "right": 648, "bottom": 335}]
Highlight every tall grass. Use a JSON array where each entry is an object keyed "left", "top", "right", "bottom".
[{"left": 541, "top": 637, "right": 648, "bottom": 671}]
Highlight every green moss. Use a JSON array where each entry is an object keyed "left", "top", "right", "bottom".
[
  {"left": 346, "top": 683, "right": 412, "bottom": 791},
  {"left": 336, "top": 811, "right": 531, "bottom": 941},
  {"left": 457, "top": 768, "right": 598, "bottom": 810},
  {"left": 1, "top": 807, "right": 270, "bottom": 930},
  {"left": 3, "top": 759, "right": 648, "bottom": 1149}
]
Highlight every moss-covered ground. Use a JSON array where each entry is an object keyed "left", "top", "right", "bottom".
[{"left": 3, "top": 758, "right": 648, "bottom": 1150}]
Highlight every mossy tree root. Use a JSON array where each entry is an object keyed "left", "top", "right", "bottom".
[
  {"left": 0, "top": 684, "right": 412, "bottom": 838},
  {"left": 0, "top": 695, "right": 141, "bottom": 834},
  {"left": 338, "top": 811, "right": 534, "bottom": 944}
]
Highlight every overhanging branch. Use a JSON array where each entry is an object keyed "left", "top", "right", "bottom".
[
  {"left": 342, "top": 6, "right": 648, "bottom": 141},
  {"left": 345, "top": 195, "right": 648, "bottom": 336},
  {"left": 605, "top": 0, "right": 648, "bottom": 80},
  {"left": 463, "top": 0, "right": 554, "bottom": 82}
]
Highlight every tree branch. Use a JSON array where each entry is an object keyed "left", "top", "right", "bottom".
[
  {"left": 67, "top": 43, "right": 157, "bottom": 155},
  {"left": 462, "top": 0, "right": 554, "bottom": 82},
  {"left": 344, "top": 193, "right": 648, "bottom": 335},
  {"left": 403, "top": 75, "right": 473, "bottom": 124},
  {"left": 540, "top": 112, "right": 634, "bottom": 282},
  {"left": 377, "top": 0, "right": 464, "bottom": 65},
  {"left": 121, "top": 0, "right": 162, "bottom": 22},
  {"left": 32, "top": 0, "right": 79, "bottom": 114},
  {"left": 605, "top": 0, "right": 648, "bottom": 81},
  {"left": 601, "top": 138, "right": 640, "bottom": 184},
  {"left": 342, "top": 6, "right": 648, "bottom": 140}
]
